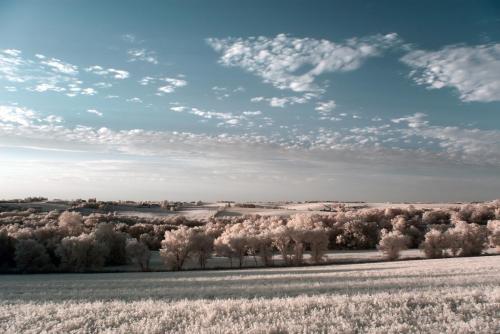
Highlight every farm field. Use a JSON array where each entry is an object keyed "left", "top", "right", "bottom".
[
  {"left": 1, "top": 256, "right": 499, "bottom": 333},
  {"left": 0, "top": 200, "right": 468, "bottom": 220}
]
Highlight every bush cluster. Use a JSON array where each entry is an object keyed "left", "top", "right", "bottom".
[{"left": 0, "top": 200, "right": 498, "bottom": 273}]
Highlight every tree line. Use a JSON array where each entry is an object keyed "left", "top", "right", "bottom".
[{"left": 0, "top": 201, "right": 499, "bottom": 273}]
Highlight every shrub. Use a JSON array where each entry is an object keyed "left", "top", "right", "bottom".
[
  {"left": 15, "top": 239, "right": 53, "bottom": 273},
  {"left": 421, "top": 229, "right": 448, "bottom": 258},
  {"left": 336, "top": 220, "right": 379, "bottom": 249},
  {"left": 378, "top": 229, "right": 409, "bottom": 260},
  {"left": 422, "top": 210, "right": 451, "bottom": 225},
  {"left": 487, "top": 220, "right": 500, "bottom": 249},
  {"left": 57, "top": 233, "right": 108, "bottom": 272},
  {"left": 125, "top": 239, "right": 151, "bottom": 271},
  {"left": 446, "top": 221, "right": 488, "bottom": 256},
  {"left": 58, "top": 211, "right": 83, "bottom": 235}
]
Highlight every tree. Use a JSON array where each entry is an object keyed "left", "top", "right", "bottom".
[
  {"left": 271, "top": 225, "right": 292, "bottom": 265},
  {"left": 306, "top": 228, "right": 329, "bottom": 264},
  {"left": 58, "top": 211, "right": 83, "bottom": 235},
  {"left": 160, "top": 226, "right": 194, "bottom": 270},
  {"left": 56, "top": 233, "right": 107, "bottom": 272},
  {"left": 94, "top": 223, "right": 127, "bottom": 265},
  {"left": 214, "top": 225, "right": 248, "bottom": 268},
  {"left": 190, "top": 230, "right": 214, "bottom": 269},
  {"left": 15, "top": 239, "right": 53, "bottom": 273},
  {"left": 0, "top": 229, "right": 16, "bottom": 268},
  {"left": 255, "top": 231, "right": 274, "bottom": 267},
  {"left": 125, "top": 239, "right": 151, "bottom": 271},
  {"left": 378, "top": 229, "right": 409, "bottom": 260}
]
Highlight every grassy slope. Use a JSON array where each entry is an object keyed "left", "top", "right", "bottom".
[{"left": 1, "top": 256, "right": 499, "bottom": 333}]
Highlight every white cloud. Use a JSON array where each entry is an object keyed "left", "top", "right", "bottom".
[
  {"left": 40, "top": 57, "right": 78, "bottom": 75},
  {"left": 391, "top": 112, "right": 429, "bottom": 128},
  {"left": 242, "top": 111, "right": 262, "bottom": 116},
  {"left": 0, "top": 105, "right": 36, "bottom": 126},
  {"left": 126, "top": 97, "right": 143, "bottom": 103},
  {"left": 94, "top": 82, "right": 113, "bottom": 89},
  {"left": 45, "top": 115, "right": 62, "bottom": 123},
  {"left": 122, "top": 34, "right": 138, "bottom": 44},
  {"left": 139, "top": 76, "right": 155, "bottom": 85},
  {"left": 3, "top": 49, "right": 21, "bottom": 57},
  {"left": 87, "top": 109, "right": 103, "bottom": 117},
  {"left": 170, "top": 106, "right": 187, "bottom": 112},
  {"left": 127, "top": 48, "right": 158, "bottom": 64},
  {"left": 315, "top": 100, "right": 336, "bottom": 113},
  {"left": 212, "top": 85, "right": 245, "bottom": 100},
  {"left": 156, "top": 77, "right": 187, "bottom": 95},
  {"left": 2, "top": 104, "right": 500, "bottom": 169},
  {"left": 251, "top": 93, "right": 318, "bottom": 108},
  {"left": 32, "top": 83, "right": 66, "bottom": 93},
  {"left": 85, "top": 65, "right": 129, "bottom": 79},
  {"left": 207, "top": 33, "right": 400, "bottom": 92},
  {"left": 401, "top": 44, "right": 500, "bottom": 102},
  {"left": 0, "top": 49, "right": 97, "bottom": 97},
  {"left": 81, "top": 87, "right": 97, "bottom": 96},
  {"left": 169, "top": 104, "right": 245, "bottom": 126},
  {"left": 139, "top": 76, "right": 187, "bottom": 94}
]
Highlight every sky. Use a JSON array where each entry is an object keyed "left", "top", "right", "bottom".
[{"left": 0, "top": 0, "right": 499, "bottom": 202}]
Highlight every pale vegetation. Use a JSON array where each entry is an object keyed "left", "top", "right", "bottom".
[
  {"left": 0, "top": 200, "right": 499, "bottom": 273},
  {"left": 0, "top": 256, "right": 498, "bottom": 333}
]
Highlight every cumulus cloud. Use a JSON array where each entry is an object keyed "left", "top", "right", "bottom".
[
  {"left": 0, "top": 49, "right": 97, "bottom": 97},
  {"left": 251, "top": 93, "right": 317, "bottom": 108},
  {"left": 87, "top": 109, "right": 103, "bottom": 117},
  {"left": 0, "top": 105, "right": 63, "bottom": 128},
  {"left": 315, "top": 100, "right": 337, "bottom": 113},
  {"left": 31, "top": 83, "right": 66, "bottom": 93},
  {"left": 212, "top": 86, "right": 245, "bottom": 100},
  {"left": 0, "top": 105, "right": 36, "bottom": 126},
  {"left": 85, "top": 65, "right": 130, "bottom": 79},
  {"left": 207, "top": 33, "right": 400, "bottom": 92},
  {"left": 156, "top": 77, "right": 187, "bottom": 95},
  {"left": 40, "top": 57, "right": 78, "bottom": 75},
  {"left": 401, "top": 43, "right": 500, "bottom": 102},
  {"left": 2, "top": 103, "right": 500, "bottom": 170},
  {"left": 169, "top": 104, "right": 243, "bottom": 126},
  {"left": 394, "top": 113, "right": 500, "bottom": 166},
  {"left": 391, "top": 112, "right": 429, "bottom": 128},
  {"left": 126, "top": 97, "right": 143, "bottom": 103},
  {"left": 139, "top": 76, "right": 187, "bottom": 95},
  {"left": 242, "top": 111, "right": 262, "bottom": 116},
  {"left": 127, "top": 48, "right": 158, "bottom": 64}
]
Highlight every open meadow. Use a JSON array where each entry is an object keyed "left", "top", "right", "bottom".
[{"left": 1, "top": 255, "right": 499, "bottom": 333}]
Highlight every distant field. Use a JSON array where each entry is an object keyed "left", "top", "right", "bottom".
[
  {"left": 0, "top": 201, "right": 465, "bottom": 220},
  {"left": 1, "top": 256, "right": 499, "bottom": 333}
]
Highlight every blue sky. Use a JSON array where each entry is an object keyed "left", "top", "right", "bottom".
[{"left": 0, "top": 0, "right": 499, "bottom": 201}]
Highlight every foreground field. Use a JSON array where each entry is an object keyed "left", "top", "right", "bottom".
[{"left": 1, "top": 256, "right": 499, "bottom": 333}]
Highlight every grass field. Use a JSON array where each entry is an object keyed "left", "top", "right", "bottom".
[{"left": 1, "top": 255, "right": 499, "bottom": 333}]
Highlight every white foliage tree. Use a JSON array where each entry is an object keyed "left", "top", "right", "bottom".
[{"left": 378, "top": 229, "right": 409, "bottom": 260}]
